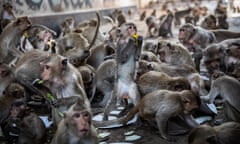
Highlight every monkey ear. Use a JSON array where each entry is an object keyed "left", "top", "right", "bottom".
[{"left": 206, "top": 135, "right": 218, "bottom": 144}]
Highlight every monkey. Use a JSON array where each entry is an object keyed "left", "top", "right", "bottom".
[
  {"left": 216, "top": 13, "right": 229, "bottom": 29},
  {"left": 140, "top": 51, "right": 161, "bottom": 63},
  {"left": 137, "top": 60, "right": 208, "bottom": 96},
  {"left": 95, "top": 59, "right": 116, "bottom": 107},
  {"left": 151, "top": 9, "right": 157, "bottom": 17},
  {"left": 107, "top": 9, "right": 126, "bottom": 27},
  {"left": 157, "top": 39, "right": 195, "bottom": 67},
  {"left": 139, "top": 10, "right": 146, "bottom": 21},
  {"left": 0, "top": 63, "right": 14, "bottom": 96},
  {"left": 22, "top": 24, "right": 57, "bottom": 53},
  {"left": 178, "top": 23, "right": 216, "bottom": 72},
  {"left": 145, "top": 15, "right": 158, "bottom": 37},
  {"left": 202, "top": 38, "right": 240, "bottom": 76},
  {"left": 202, "top": 43, "right": 226, "bottom": 76},
  {"left": 59, "top": 17, "right": 75, "bottom": 37},
  {"left": 103, "top": 23, "right": 143, "bottom": 120},
  {"left": 76, "top": 13, "right": 104, "bottom": 46},
  {"left": 137, "top": 71, "right": 191, "bottom": 96},
  {"left": 14, "top": 50, "right": 90, "bottom": 125},
  {"left": 51, "top": 98, "right": 98, "bottom": 144},
  {"left": 174, "top": 7, "right": 192, "bottom": 26},
  {"left": 86, "top": 41, "right": 115, "bottom": 69},
  {"left": 201, "top": 75, "right": 240, "bottom": 123},
  {"left": 93, "top": 90, "right": 200, "bottom": 141},
  {"left": 188, "top": 122, "right": 240, "bottom": 144},
  {"left": 0, "top": 16, "right": 31, "bottom": 65},
  {"left": 158, "top": 10, "right": 174, "bottom": 38},
  {"left": 0, "top": 2, "right": 16, "bottom": 32},
  {"left": 184, "top": 14, "right": 198, "bottom": 26},
  {"left": 200, "top": 14, "right": 217, "bottom": 30},
  {"left": 178, "top": 23, "right": 216, "bottom": 51},
  {"left": 0, "top": 83, "right": 25, "bottom": 124},
  {"left": 77, "top": 64, "right": 96, "bottom": 102},
  {"left": 16, "top": 107, "right": 46, "bottom": 144},
  {"left": 58, "top": 12, "right": 100, "bottom": 66}
]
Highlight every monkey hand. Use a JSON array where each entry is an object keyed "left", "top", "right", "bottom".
[{"left": 46, "top": 93, "right": 59, "bottom": 107}]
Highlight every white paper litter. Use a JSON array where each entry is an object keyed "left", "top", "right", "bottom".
[
  {"left": 39, "top": 116, "right": 53, "bottom": 128},
  {"left": 125, "top": 134, "right": 141, "bottom": 141},
  {"left": 195, "top": 116, "right": 213, "bottom": 124}
]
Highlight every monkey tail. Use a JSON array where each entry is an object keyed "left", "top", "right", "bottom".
[
  {"left": 92, "top": 104, "right": 139, "bottom": 128},
  {"left": 87, "top": 11, "right": 101, "bottom": 50}
]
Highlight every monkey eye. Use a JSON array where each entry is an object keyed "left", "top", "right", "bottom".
[
  {"left": 82, "top": 112, "right": 90, "bottom": 118},
  {"left": 73, "top": 112, "right": 81, "bottom": 118},
  {"left": 45, "top": 65, "right": 50, "bottom": 70},
  {"left": 179, "top": 28, "right": 185, "bottom": 32}
]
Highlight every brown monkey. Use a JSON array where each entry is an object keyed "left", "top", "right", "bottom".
[
  {"left": 95, "top": 59, "right": 116, "bottom": 106},
  {"left": 16, "top": 107, "right": 46, "bottom": 144},
  {"left": 201, "top": 75, "right": 240, "bottom": 122},
  {"left": 178, "top": 23, "right": 216, "bottom": 51},
  {"left": 0, "top": 2, "right": 16, "bottom": 32},
  {"left": 202, "top": 38, "right": 240, "bottom": 75},
  {"left": 77, "top": 64, "right": 96, "bottom": 102},
  {"left": 145, "top": 15, "right": 158, "bottom": 37},
  {"left": 216, "top": 13, "right": 229, "bottom": 29},
  {"left": 174, "top": 7, "right": 192, "bottom": 26},
  {"left": 14, "top": 49, "right": 89, "bottom": 106},
  {"left": 122, "top": 90, "right": 200, "bottom": 140},
  {"left": 76, "top": 13, "right": 103, "bottom": 46},
  {"left": 151, "top": 9, "right": 157, "bottom": 17},
  {"left": 115, "top": 10, "right": 127, "bottom": 27},
  {"left": 0, "top": 63, "right": 14, "bottom": 96},
  {"left": 184, "top": 14, "right": 198, "bottom": 26},
  {"left": 59, "top": 17, "right": 75, "bottom": 37},
  {"left": 94, "top": 90, "right": 200, "bottom": 140},
  {"left": 0, "top": 16, "right": 31, "bottom": 65},
  {"left": 137, "top": 60, "right": 208, "bottom": 96},
  {"left": 157, "top": 39, "right": 195, "bottom": 67},
  {"left": 51, "top": 98, "right": 98, "bottom": 144},
  {"left": 103, "top": 24, "right": 143, "bottom": 120},
  {"left": 158, "top": 10, "right": 174, "bottom": 38},
  {"left": 139, "top": 10, "right": 146, "bottom": 21},
  {"left": 86, "top": 41, "right": 115, "bottom": 69},
  {"left": 188, "top": 122, "right": 240, "bottom": 144},
  {"left": 0, "top": 83, "right": 25, "bottom": 124},
  {"left": 200, "top": 14, "right": 217, "bottom": 30},
  {"left": 202, "top": 43, "right": 226, "bottom": 75},
  {"left": 178, "top": 23, "right": 216, "bottom": 71},
  {"left": 137, "top": 71, "right": 191, "bottom": 96}
]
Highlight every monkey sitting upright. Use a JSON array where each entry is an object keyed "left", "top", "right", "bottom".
[{"left": 51, "top": 98, "right": 98, "bottom": 144}]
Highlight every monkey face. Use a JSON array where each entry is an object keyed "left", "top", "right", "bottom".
[
  {"left": 6, "top": 83, "right": 25, "bottom": 98},
  {"left": 67, "top": 110, "right": 91, "bottom": 137},
  {"left": 178, "top": 24, "right": 195, "bottom": 43},
  {"left": 15, "top": 17, "right": 32, "bottom": 32}
]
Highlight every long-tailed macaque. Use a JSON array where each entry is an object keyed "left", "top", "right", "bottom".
[
  {"left": 0, "top": 63, "right": 14, "bottom": 96},
  {"left": 137, "top": 71, "right": 191, "bottom": 96},
  {"left": 188, "top": 122, "right": 240, "bottom": 144},
  {"left": 0, "top": 83, "right": 25, "bottom": 124},
  {"left": 158, "top": 10, "right": 174, "bottom": 38},
  {"left": 93, "top": 90, "right": 200, "bottom": 141},
  {"left": 0, "top": 16, "right": 31, "bottom": 65},
  {"left": 0, "top": 2, "right": 16, "bottom": 32},
  {"left": 157, "top": 39, "right": 195, "bottom": 67},
  {"left": 103, "top": 23, "right": 143, "bottom": 120},
  {"left": 51, "top": 98, "right": 98, "bottom": 144},
  {"left": 201, "top": 75, "right": 240, "bottom": 123},
  {"left": 14, "top": 50, "right": 90, "bottom": 125}
]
